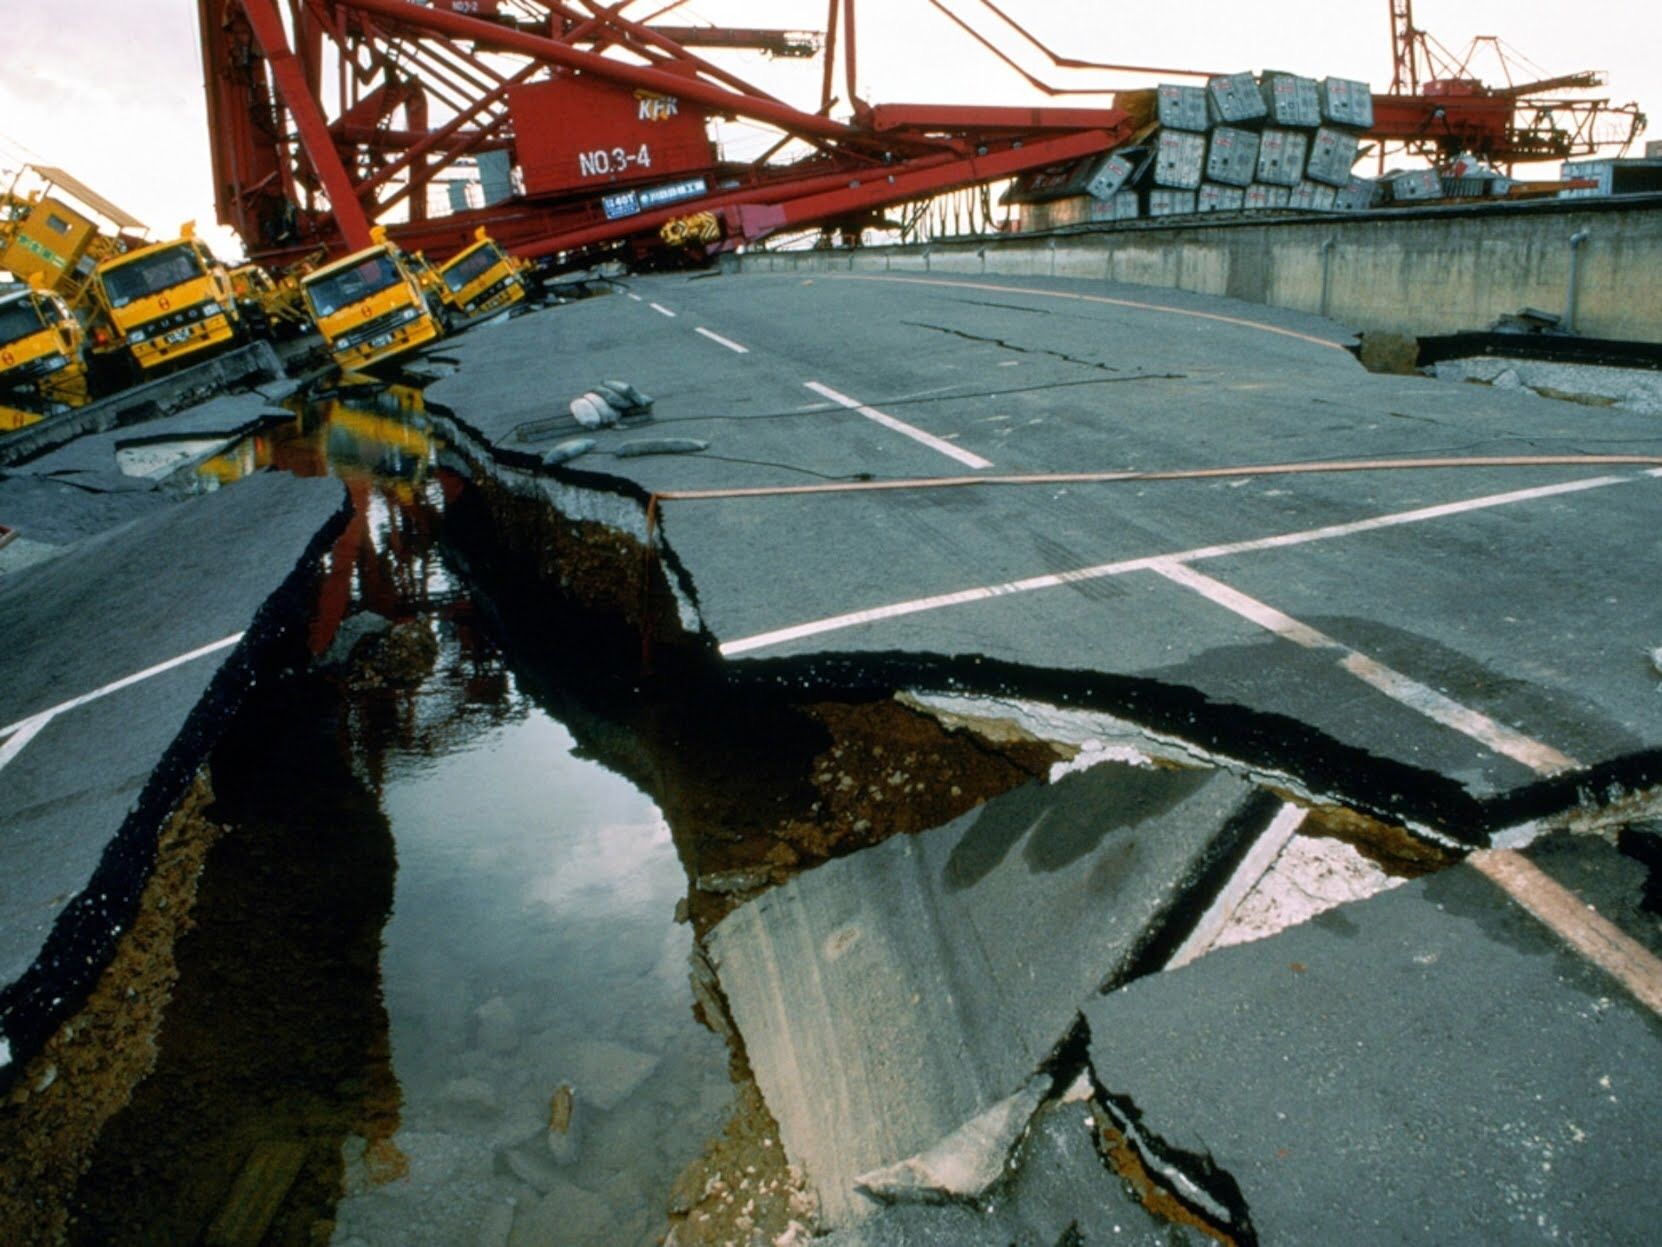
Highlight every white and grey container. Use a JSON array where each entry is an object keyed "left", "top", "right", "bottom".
[
  {"left": 1197, "top": 184, "right": 1247, "bottom": 213},
  {"left": 1087, "top": 150, "right": 1145, "bottom": 201},
  {"left": 1148, "top": 189, "right": 1198, "bottom": 218},
  {"left": 1319, "top": 77, "right": 1374, "bottom": 129},
  {"left": 1332, "top": 176, "right": 1380, "bottom": 211},
  {"left": 1206, "top": 127, "right": 1262, "bottom": 187},
  {"left": 1260, "top": 73, "right": 1321, "bottom": 128},
  {"left": 1305, "top": 127, "right": 1361, "bottom": 187},
  {"left": 1092, "top": 190, "right": 1141, "bottom": 222},
  {"left": 1154, "top": 129, "right": 1207, "bottom": 189},
  {"left": 1289, "top": 181, "right": 1337, "bottom": 210},
  {"left": 1207, "top": 72, "right": 1269, "bottom": 126},
  {"left": 1385, "top": 168, "right": 1443, "bottom": 201},
  {"left": 1156, "top": 83, "right": 1210, "bottom": 132},
  {"left": 1244, "top": 184, "right": 1292, "bottom": 210},
  {"left": 1256, "top": 129, "right": 1308, "bottom": 186}
]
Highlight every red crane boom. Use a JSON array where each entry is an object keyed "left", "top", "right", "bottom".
[{"left": 199, "top": 0, "right": 1143, "bottom": 267}]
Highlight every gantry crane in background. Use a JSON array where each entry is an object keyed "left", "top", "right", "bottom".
[
  {"left": 1370, "top": 0, "right": 1645, "bottom": 169},
  {"left": 199, "top": 0, "right": 1166, "bottom": 269},
  {"left": 199, "top": 1, "right": 1647, "bottom": 273}
]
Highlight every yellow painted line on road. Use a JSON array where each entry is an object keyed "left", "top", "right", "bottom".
[{"left": 1472, "top": 849, "right": 1662, "bottom": 1017}]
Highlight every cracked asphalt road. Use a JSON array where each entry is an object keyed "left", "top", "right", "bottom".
[{"left": 427, "top": 269, "right": 1662, "bottom": 834}]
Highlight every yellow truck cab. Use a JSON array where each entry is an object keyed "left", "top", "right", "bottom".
[
  {"left": 300, "top": 232, "right": 442, "bottom": 370},
  {"left": 89, "top": 230, "right": 239, "bottom": 374},
  {"left": 434, "top": 229, "right": 526, "bottom": 324},
  {"left": 0, "top": 286, "right": 89, "bottom": 427}
]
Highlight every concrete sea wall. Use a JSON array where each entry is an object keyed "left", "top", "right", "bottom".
[{"left": 734, "top": 193, "right": 1662, "bottom": 344}]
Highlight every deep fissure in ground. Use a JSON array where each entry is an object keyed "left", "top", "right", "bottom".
[{"left": 29, "top": 398, "right": 1516, "bottom": 1244}]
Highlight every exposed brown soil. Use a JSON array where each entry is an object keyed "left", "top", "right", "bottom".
[
  {"left": 345, "top": 618, "right": 440, "bottom": 691},
  {"left": 677, "top": 697, "right": 1061, "bottom": 934},
  {"left": 465, "top": 469, "right": 683, "bottom": 640},
  {"left": 0, "top": 773, "right": 223, "bottom": 1246},
  {"left": 1297, "top": 801, "right": 1459, "bottom": 878},
  {"left": 1088, "top": 1101, "right": 1235, "bottom": 1246},
  {"left": 664, "top": 1077, "right": 818, "bottom": 1247},
  {"left": 66, "top": 679, "right": 399, "bottom": 1247},
  {"left": 1355, "top": 332, "right": 1420, "bottom": 376}
]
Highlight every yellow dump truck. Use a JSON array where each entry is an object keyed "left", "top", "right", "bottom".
[
  {"left": 300, "top": 230, "right": 442, "bottom": 371},
  {"left": 85, "top": 229, "right": 242, "bottom": 376},
  {"left": 433, "top": 229, "right": 527, "bottom": 325},
  {"left": 0, "top": 286, "right": 90, "bottom": 427}
]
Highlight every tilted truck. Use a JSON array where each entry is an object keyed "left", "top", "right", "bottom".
[
  {"left": 300, "top": 229, "right": 443, "bottom": 372},
  {"left": 1, "top": 168, "right": 247, "bottom": 390},
  {"left": 84, "top": 227, "right": 243, "bottom": 379},
  {"left": 430, "top": 228, "right": 528, "bottom": 326},
  {"left": 0, "top": 285, "right": 88, "bottom": 429}
]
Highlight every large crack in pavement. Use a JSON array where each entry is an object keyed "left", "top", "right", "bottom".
[{"left": 902, "top": 319, "right": 1127, "bottom": 372}]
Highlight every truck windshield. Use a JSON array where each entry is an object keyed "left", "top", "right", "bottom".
[
  {"left": 441, "top": 244, "right": 502, "bottom": 294},
  {"left": 305, "top": 253, "right": 405, "bottom": 318},
  {"left": 101, "top": 245, "right": 207, "bottom": 309},
  {"left": 0, "top": 297, "right": 47, "bottom": 348}
]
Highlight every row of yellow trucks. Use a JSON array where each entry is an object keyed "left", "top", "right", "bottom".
[{"left": 0, "top": 166, "right": 529, "bottom": 430}]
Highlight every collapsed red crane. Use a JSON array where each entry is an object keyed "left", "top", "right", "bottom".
[
  {"left": 199, "top": 0, "right": 1145, "bottom": 267},
  {"left": 1370, "top": 0, "right": 1645, "bottom": 168}
]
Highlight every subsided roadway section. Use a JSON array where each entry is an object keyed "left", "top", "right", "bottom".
[
  {"left": 408, "top": 268, "right": 1662, "bottom": 1242},
  {"left": 0, "top": 260, "right": 1659, "bottom": 1244},
  {"left": 0, "top": 454, "right": 348, "bottom": 1236}
]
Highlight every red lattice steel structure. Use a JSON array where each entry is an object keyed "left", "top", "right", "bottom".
[
  {"left": 198, "top": 0, "right": 1146, "bottom": 267},
  {"left": 1373, "top": 0, "right": 1644, "bottom": 168}
]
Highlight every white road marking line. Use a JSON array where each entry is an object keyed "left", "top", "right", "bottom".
[
  {"left": 695, "top": 327, "right": 750, "bottom": 354},
  {"left": 719, "top": 471, "right": 1643, "bottom": 658},
  {"left": 627, "top": 293, "right": 643, "bottom": 301},
  {"left": 1167, "top": 803, "right": 1307, "bottom": 970},
  {"left": 0, "top": 716, "right": 49, "bottom": 774},
  {"left": 1150, "top": 561, "right": 1578, "bottom": 775},
  {"left": 650, "top": 302, "right": 677, "bottom": 317},
  {"left": 1472, "top": 849, "right": 1662, "bottom": 1017},
  {"left": 804, "top": 380, "right": 993, "bottom": 471},
  {"left": 0, "top": 632, "right": 246, "bottom": 774}
]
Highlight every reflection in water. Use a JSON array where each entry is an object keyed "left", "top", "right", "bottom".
[
  {"left": 296, "top": 396, "right": 733, "bottom": 1246},
  {"left": 76, "top": 396, "right": 731, "bottom": 1245},
  {"left": 338, "top": 709, "right": 730, "bottom": 1247}
]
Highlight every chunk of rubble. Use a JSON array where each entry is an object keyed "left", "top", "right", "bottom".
[
  {"left": 854, "top": 1074, "right": 1048, "bottom": 1205},
  {"left": 707, "top": 762, "right": 1277, "bottom": 1227},
  {"left": 822, "top": 1099, "right": 1207, "bottom": 1246}
]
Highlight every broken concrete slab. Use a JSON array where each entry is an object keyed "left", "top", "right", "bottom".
[
  {"left": 820, "top": 1098, "right": 1208, "bottom": 1246},
  {"left": 854, "top": 1074, "right": 1048, "bottom": 1206},
  {"left": 422, "top": 273, "right": 1662, "bottom": 840},
  {"left": 0, "top": 341, "right": 286, "bottom": 469},
  {"left": 0, "top": 474, "right": 175, "bottom": 580},
  {"left": 1081, "top": 832, "right": 1662, "bottom": 1244},
  {"left": 0, "top": 471, "right": 348, "bottom": 1086},
  {"left": 11, "top": 392, "right": 292, "bottom": 489},
  {"left": 707, "top": 761, "right": 1276, "bottom": 1227}
]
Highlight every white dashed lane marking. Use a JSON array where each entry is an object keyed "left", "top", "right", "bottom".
[
  {"left": 804, "top": 381, "right": 993, "bottom": 471},
  {"left": 695, "top": 326, "right": 750, "bottom": 354}
]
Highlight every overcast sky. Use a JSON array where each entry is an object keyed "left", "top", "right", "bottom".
[{"left": 2, "top": 0, "right": 1655, "bottom": 258}]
